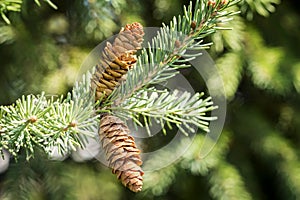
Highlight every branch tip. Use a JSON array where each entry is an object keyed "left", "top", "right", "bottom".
[
  {"left": 69, "top": 121, "right": 77, "bottom": 128},
  {"left": 28, "top": 116, "right": 38, "bottom": 123}
]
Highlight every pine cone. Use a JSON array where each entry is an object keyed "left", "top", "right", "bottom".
[
  {"left": 91, "top": 22, "right": 144, "bottom": 101},
  {"left": 99, "top": 115, "right": 144, "bottom": 192}
]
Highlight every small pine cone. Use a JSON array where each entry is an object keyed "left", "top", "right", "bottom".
[
  {"left": 99, "top": 115, "right": 144, "bottom": 192},
  {"left": 91, "top": 22, "right": 144, "bottom": 101}
]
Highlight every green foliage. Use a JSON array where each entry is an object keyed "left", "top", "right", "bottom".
[
  {"left": 65, "top": 163, "right": 122, "bottom": 200},
  {"left": 208, "top": 11, "right": 245, "bottom": 99},
  {"left": 96, "top": 0, "right": 240, "bottom": 137},
  {"left": 141, "top": 164, "right": 178, "bottom": 196},
  {"left": 245, "top": 27, "right": 292, "bottom": 94},
  {"left": 0, "top": 29, "right": 61, "bottom": 103},
  {"left": 233, "top": 108, "right": 300, "bottom": 198},
  {"left": 85, "top": 0, "right": 121, "bottom": 39},
  {"left": 130, "top": 0, "right": 300, "bottom": 199},
  {"left": 0, "top": 25, "right": 14, "bottom": 44},
  {"left": 0, "top": 0, "right": 56, "bottom": 24},
  {"left": 0, "top": 70, "right": 99, "bottom": 160},
  {"left": 209, "top": 161, "right": 252, "bottom": 200},
  {"left": 0, "top": 93, "right": 50, "bottom": 159},
  {"left": 0, "top": 0, "right": 22, "bottom": 24},
  {"left": 211, "top": 14, "right": 245, "bottom": 53},
  {"left": 181, "top": 133, "right": 229, "bottom": 176},
  {"left": 0, "top": 0, "right": 241, "bottom": 162},
  {"left": 216, "top": 52, "right": 243, "bottom": 99},
  {"left": 240, "top": 0, "right": 280, "bottom": 20},
  {"left": 3, "top": 154, "right": 74, "bottom": 199},
  {"left": 69, "top": 0, "right": 136, "bottom": 43},
  {"left": 112, "top": 89, "right": 216, "bottom": 135},
  {"left": 109, "top": 0, "right": 240, "bottom": 106},
  {"left": 0, "top": 0, "right": 300, "bottom": 199},
  {"left": 139, "top": 132, "right": 253, "bottom": 200}
]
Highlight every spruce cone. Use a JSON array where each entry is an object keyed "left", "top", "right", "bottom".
[
  {"left": 99, "top": 115, "right": 144, "bottom": 192},
  {"left": 91, "top": 22, "right": 144, "bottom": 101}
]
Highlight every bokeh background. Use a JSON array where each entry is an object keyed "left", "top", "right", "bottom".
[{"left": 0, "top": 0, "right": 300, "bottom": 199}]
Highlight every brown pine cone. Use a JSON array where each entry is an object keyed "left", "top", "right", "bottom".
[
  {"left": 91, "top": 22, "right": 144, "bottom": 101},
  {"left": 99, "top": 115, "right": 144, "bottom": 192}
]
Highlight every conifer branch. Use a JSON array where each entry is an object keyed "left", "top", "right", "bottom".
[
  {"left": 0, "top": 0, "right": 240, "bottom": 175},
  {"left": 91, "top": 0, "right": 240, "bottom": 141},
  {"left": 107, "top": 0, "right": 240, "bottom": 106},
  {"left": 111, "top": 88, "right": 217, "bottom": 136},
  {"left": 0, "top": 70, "right": 98, "bottom": 160}
]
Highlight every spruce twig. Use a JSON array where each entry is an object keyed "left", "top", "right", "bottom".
[
  {"left": 0, "top": 70, "right": 98, "bottom": 160},
  {"left": 111, "top": 88, "right": 217, "bottom": 136},
  {"left": 94, "top": 0, "right": 239, "bottom": 137},
  {"left": 89, "top": 0, "right": 240, "bottom": 192},
  {"left": 0, "top": 1, "right": 240, "bottom": 193},
  {"left": 108, "top": 0, "right": 240, "bottom": 106},
  {"left": 91, "top": 22, "right": 145, "bottom": 192}
]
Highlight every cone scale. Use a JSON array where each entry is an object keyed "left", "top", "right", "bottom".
[
  {"left": 99, "top": 115, "right": 144, "bottom": 192},
  {"left": 91, "top": 22, "right": 144, "bottom": 101},
  {"left": 92, "top": 23, "right": 145, "bottom": 192}
]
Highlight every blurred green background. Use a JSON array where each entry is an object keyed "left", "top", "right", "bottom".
[{"left": 0, "top": 0, "right": 300, "bottom": 199}]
